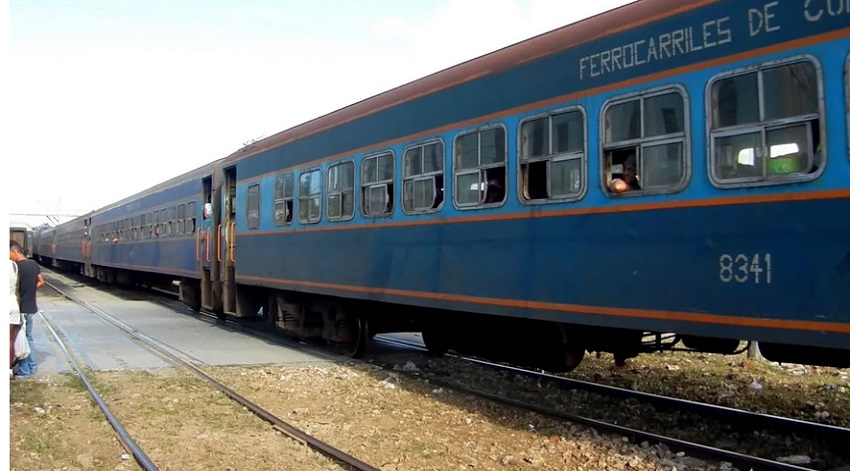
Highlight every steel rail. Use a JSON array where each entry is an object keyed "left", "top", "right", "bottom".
[
  {"left": 150, "top": 298, "right": 820, "bottom": 471},
  {"left": 45, "top": 279, "right": 382, "bottom": 471},
  {"left": 374, "top": 335, "right": 850, "bottom": 444},
  {"left": 43, "top": 272, "right": 833, "bottom": 471},
  {"left": 371, "top": 337, "right": 817, "bottom": 471},
  {"left": 36, "top": 309, "right": 160, "bottom": 471}
]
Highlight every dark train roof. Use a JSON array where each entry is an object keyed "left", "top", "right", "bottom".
[
  {"left": 94, "top": 158, "right": 223, "bottom": 215},
  {"left": 219, "top": 0, "right": 702, "bottom": 164}
]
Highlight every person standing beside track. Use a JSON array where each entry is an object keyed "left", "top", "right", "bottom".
[
  {"left": 10, "top": 240, "right": 43, "bottom": 378},
  {"left": 9, "top": 258, "right": 21, "bottom": 377}
]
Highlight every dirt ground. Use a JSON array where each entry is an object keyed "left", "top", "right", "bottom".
[
  {"left": 10, "top": 348, "right": 847, "bottom": 471},
  {"left": 9, "top": 368, "right": 347, "bottom": 471},
  {"left": 565, "top": 349, "right": 850, "bottom": 428},
  {"left": 206, "top": 362, "right": 720, "bottom": 471},
  {"left": 10, "top": 374, "right": 139, "bottom": 471}
]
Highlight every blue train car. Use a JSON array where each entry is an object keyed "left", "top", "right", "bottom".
[
  {"left": 83, "top": 163, "right": 216, "bottom": 290},
  {"left": 54, "top": 215, "right": 91, "bottom": 266},
  {"left": 31, "top": 226, "right": 53, "bottom": 264},
  {"left": 35, "top": 0, "right": 850, "bottom": 370}
]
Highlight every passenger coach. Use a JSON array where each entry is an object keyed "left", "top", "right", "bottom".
[{"left": 34, "top": 0, "right": 850, "bottom": 371}]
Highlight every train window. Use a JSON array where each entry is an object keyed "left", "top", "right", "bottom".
[
  {"left": 361, "top": 150, "right": 394, "bottom": 218},
  {"left": 298, "top": 168, "right": 322, "bottom": 224},
  {"left": 154, "top": 210, "right": 162, "bottom": 237},
  {"left": 327, "top": 161, "right": 355, "bottom": 222},
  {"left": 186, "top": 201, "right": 196, "bottom": 233},
  {"left": 453, "top": 124, "right": 507, "bottom": 208},
  {"left": 177, "top": 204, "right": 186, "bottom": 234},
  {"left": 602, "top": 86, "right": 689, "bottom": 195},
  {"left": 168, "top": 207, "right": 176, "bottom": 236},
  {"left": 247, "top": 184, "right": 260, "bottom": 230},
  {"left": 273, "top": 174, "right": 294, "bottom": 226},
  {"left": 708, "top": 57, "right": 823, "bottom": 187},
  {"left": 402, "top": 139, "right": 445, "bottom": 214},
  {"left": 519, "top": 108, "right": 586, "bottom": 203}
]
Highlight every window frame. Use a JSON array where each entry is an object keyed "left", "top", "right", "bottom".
[
  {"left": 452, "top": 123, "right": 509, "bottom": 210},
  {"left": 517, "top": 105, "right": 588, "bottom": 205},
  {"left": 246, "top": 183, "right": 261, "bottom": 230},
  {"left": 360, "top": 149, "right": 396, "bottom": 218},
  {"left": 273, "top": 173, "right": 295, "bottom": 227},
  {"left": 401, "top": 137, "right": 446, "bottom": 216},
  {"left": 186, "top": 201, "right": 196, "bottom": 234},
  {"left": 326, "top": 159, "right": 356, "bottom": 222},
  {"left": 599, "top": 84, "right": 691, "bottom": 197},
  {"left": 705, "top": 55, "right": 825, "bottom": 189},
  {"left": 297, "top": 167, "right": 323, "bottom": 225},
  {"left": 845, "top": 52, "right": 850, "bottom": 165},
  {"left": 168, "top": 206, "right": 176, "bottom": 236},
  {"left": 177, "top": 204, "right": 186, "bottom": 235}
]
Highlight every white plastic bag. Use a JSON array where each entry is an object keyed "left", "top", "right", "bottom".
[{"left": 14, "top": 316, "right": 31, "bottom": 361}]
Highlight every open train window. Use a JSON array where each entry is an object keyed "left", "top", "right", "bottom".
[
  {"left": 327, "top": 160, "right": 355, "bottom": 222},
  {"left": 298, "top": 168, "right": 322, "bottom": 224},
  {"left": 273, "top": 174, "right": 294, "bottom": 226},
  {"left": 519, "top": 107, "right": 586, "bottom": 203},
  {"left": 708, "top": 56, "right": 824, "bottom": 187},
  {"left": 361, "top": 150, "right": 394, "bottom": 218},
  {"left": 453, "top": 124, "right": 507, "bottom": 209},
  {"left": 246, "top": 183, "right": 260, "bottom": 230},
  {"left": 402, "top": 139, "right": 444, "bottom": 214},
  {"left": 601, "top": 86, "right": 689, "bottom": 196},
  {"left": 186, "top": 201, "right": 196, "bottom": 234}
]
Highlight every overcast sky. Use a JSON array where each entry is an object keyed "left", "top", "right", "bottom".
[{"left": 6, "top": 0, "right": 633, "bottom": 227}]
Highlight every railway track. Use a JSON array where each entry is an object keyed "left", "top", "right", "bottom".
[
  {"left": 42, "top": 278, "right": 382, "bottom": 471},
  {"left": 42, "top": 269, "right": 845, "bottom": 471},
  {"left": 373, "top": 336, "right": 850, "bottom": 445},
  {"left": 369, "top": 337, "right": 846, "bottom": 471},
  {"left": 36, "top": 308, "right": 159, "bottom": 471},
  {"left": 141, "top": 294, "right": 834, "bottom": 471}
]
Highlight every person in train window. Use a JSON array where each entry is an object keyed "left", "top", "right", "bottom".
[
  {"left": 609, "top": 154, "right": 640, "bottom": 194},
  {"left": 484, "top": 176, "right": 505, "bottom": 204}
]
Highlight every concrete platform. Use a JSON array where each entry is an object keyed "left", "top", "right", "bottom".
[{"left": 21, "top": 293, "right": 334, "bottom": 379}]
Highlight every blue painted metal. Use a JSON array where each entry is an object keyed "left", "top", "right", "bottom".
[
  {"left": 33, "top": 0, "right": 850, "bottom": 356},
  {"left": 226, "top": 0, "right": 850, "bottom": 350}
]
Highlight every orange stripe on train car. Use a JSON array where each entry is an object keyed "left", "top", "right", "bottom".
[
  {"left": 238, "top": 275, "right": 850, "bottom": 335},
  {"left": 237, "top": 189, "right": 850, "bottom": 237}
]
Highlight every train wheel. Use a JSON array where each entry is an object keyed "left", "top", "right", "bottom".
[
  {"left": 558, "top": 325, "right": 585, "bottom": 373},
  {"left": 563, "top": 347, "right": 585, "bottom": 372},
  {"left": 422, "top": 329, "right": 449, "bottom": 357},
  {"left": 343, "top": 315, "right": 369, "bottom": 359}
]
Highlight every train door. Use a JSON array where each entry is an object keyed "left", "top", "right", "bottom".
[
  {"left": 82, "top": 217, "right": 92, "bottom": 277},
  {"left": 220, "top": 166, "right": 237, "bottom": 315},
  {"left": 199, "top": 176, "right": 215, "bottom": 311}
]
